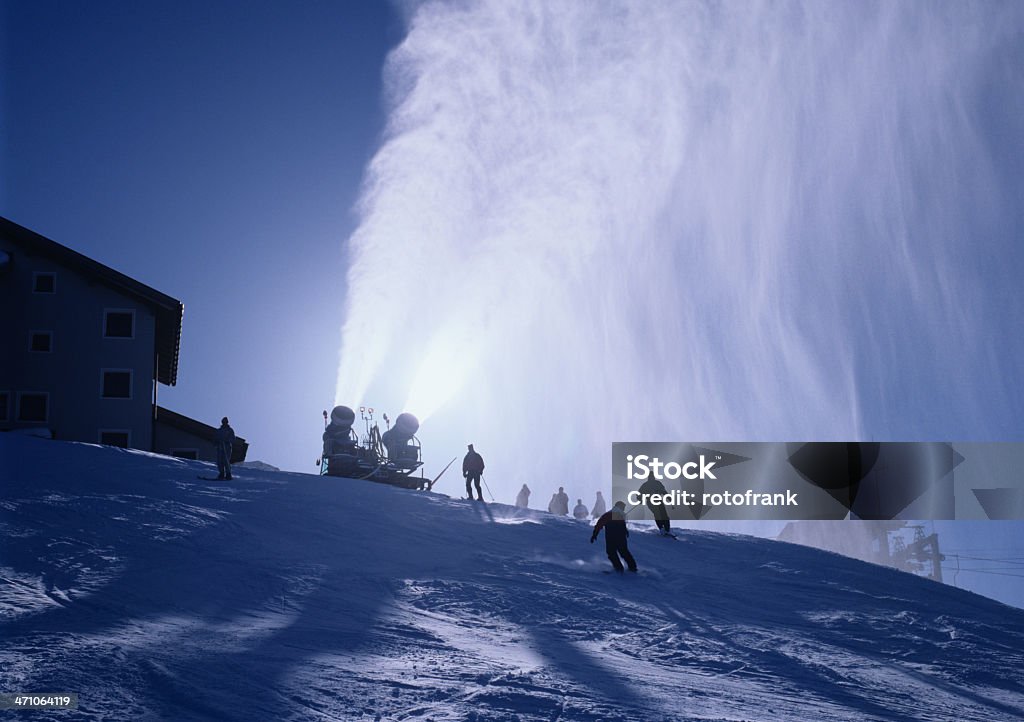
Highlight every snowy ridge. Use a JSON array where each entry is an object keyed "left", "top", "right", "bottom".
[{"left": 2, "top": 435, "right": 1024, "bottom": 721}]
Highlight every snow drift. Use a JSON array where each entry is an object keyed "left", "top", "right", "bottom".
[{"left": 2, "top": 435, "right": 1024, "bottom": 720}]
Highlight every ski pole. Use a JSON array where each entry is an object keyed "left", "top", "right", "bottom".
[
  {"left": 428, "top": 457, "right": 458, "bottom": 491},
  {"left": 481, "top": 475, "right": 496, "bottom": 502}
]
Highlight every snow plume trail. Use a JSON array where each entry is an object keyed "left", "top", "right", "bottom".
[{"left": 336, "top": 1, "right": 1024, "bottom": 499}]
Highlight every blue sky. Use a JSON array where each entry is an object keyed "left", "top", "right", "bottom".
[{"left": 2, "top": 1, "right": 400, "bottom": 471}]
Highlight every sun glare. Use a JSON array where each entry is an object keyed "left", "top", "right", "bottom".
[{"left": 403, "top": 334, "right": 477, "bottom": 422}]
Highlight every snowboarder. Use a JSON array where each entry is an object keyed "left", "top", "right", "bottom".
[
  {"left": 516, "top": 484, "right": 531, "bottom": 509},
  {"left": 591, "top": 501, "right": 637, "bottom": 573},
  {"left": 463, "top": 444, "right": 485, "bottom": 500},
  {"left": 215, "top": 417, "right": 235, "bottom": 481},
  {"left": 591, "top": 491, "right": 607, "bottom": 519},
  {"left": 638, "top": 476, "right": 672, "bottom": 535},
  {"left": 573, "top": 499, "right": 589, "bottom": 520}
]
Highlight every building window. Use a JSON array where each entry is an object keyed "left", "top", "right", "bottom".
[
  {"left": 104, "top": 310, "right": 135, "bottom": 339},
  {"left": 17, "top": 392, "right": 49, "bottom": 422},
  {"left": 101, "top": 370, "right": 133, "bottom": 399},
  {"left": 170, "top": 448, "right": 199, "bottom": 460},
  {"left": 29, "top": 331, "right": 53, "bottom": 353},
  {"left": 0, "top": 391, "right": 9, "bottom": 421},
  {"left": 32, "top": 272, "right": 56, "bottom": 293},
  {"left": 99, "top": 430, "right": 131, "bottom": 448}
]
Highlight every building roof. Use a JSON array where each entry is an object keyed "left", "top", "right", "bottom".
[
  {"left": 1, "top": 216, "right": 184, "bottom": 385},
  {"left": 155, "top": 406, "right": 249, "bottom": 463}
]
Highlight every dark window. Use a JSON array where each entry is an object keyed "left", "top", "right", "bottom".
[
  {"left": 30, "top": 332, "right": 53, "bottom": 353},
  {"left": 100, "top": 431, "right": 130, "bottom": 448},
  {"left": 0, "top": 392, "right": 9, "bottom": 421},
  {"left": 171, "top": 449, "right": 198, "bottom": 460},
  {"left": 101, "top": 371, "right": 132, "bottom": 399},
  {"left": 17, "top": 393, "right": 48, "bottom": 422},
  {"left": 104, "top": 311, "right": 135, "bottom": 338},
  {"left": 33, "top": 272, "right": 56, "bottom": 293}
]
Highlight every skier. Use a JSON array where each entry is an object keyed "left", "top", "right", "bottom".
[
  {"left": 553, "top": 486, "right": 570, "bottom": 515},
  {"left": 591, "top": 491, "right": 607, "bottom": 519},
  {"left": 215, "top": 417, "right": 235, "bottom": 481},
  {"left": 516, "top": 484, "right": 531, "bottom": 509},
  {"left": 573, "top": 498, "right": 589, "bottom": 520},
  {"left": 591, "top": 501, "right": 637, "bottom": 573},
  {"left": 463, "top": 443, "right": 485, "bottom": 500},
  {"left": 638, "top": 476, "right": 672, "bottom": 535}
]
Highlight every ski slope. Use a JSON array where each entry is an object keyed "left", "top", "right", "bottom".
[{"left": 2, "top": 434, "right": 1024, "bottom": 721}]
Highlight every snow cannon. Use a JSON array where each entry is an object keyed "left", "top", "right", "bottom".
[
  {"left": 321, "top": 406, "right": 424, "bottom": 489},
  {"left": 329, "top": 405, "right": 356, "bottom": 430},
  {"left": 381, "top": 412, "right": 420, "bottom": 468},
  {"left": 323, "top": 405, "right": 357, "bottom": 456},
  {"left": 394, "top": 412, "right": 419, "bottom": 437}
]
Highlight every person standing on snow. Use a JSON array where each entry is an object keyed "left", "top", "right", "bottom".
[
  {"left": 547, "top": 493, "right": 559, "bottom": 513},
  {"left": 591, "top": 501, "right": 637, "bottom": 573},
  {"left": 638, "top": 476, "right": 672, "bottom": 536},
  {"left": 215, "top": 417, "right": 235, "bottom": 481},
  {"left": 516, "top": 484, "right": 531, "bottom": 508},
  {"left": 591, "top": 491, "right": 607, "bottom": 519},
  {"left": 554, "top": 486, "right": 570, "bottom": 515},
  {"left": 573, "top": 499, "right": 589, "bottom": 520},
  {"left": 463, "top": 444, "right": 485, "bottom": 500}
]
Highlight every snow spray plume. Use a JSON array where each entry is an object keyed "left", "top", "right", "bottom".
[{"left": 337, "top": 1, "right": 1024, "bottom": 500}]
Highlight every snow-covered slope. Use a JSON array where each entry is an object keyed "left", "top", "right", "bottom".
[{"left": 2, "top": 435, "right": 1024, "bottom": 721}]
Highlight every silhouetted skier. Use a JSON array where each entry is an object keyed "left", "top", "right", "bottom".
[
  {"left": 638, "top": 477, "right": 672, "bottom": 535},
  {"left": 591, "top": 491, "right": 607, "bottom": 519},
  {"left": 516, "top": 484, "right": 531, "bottom": 509},
  {"left": 463, "top": 444, "right": 485, "bottom": 500},
  {"left": 573, "top": 499, "right": 589, "bottom": 520},
  {"left": 591, "top": 501, "right": 637, "bottom": 573},
  {"left": 215, "top": 417, "right": 235, "bottom": 481}
]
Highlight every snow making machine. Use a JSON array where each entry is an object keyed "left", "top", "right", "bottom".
[{"left": 319, "top": 405, "right": 426, "bottom": 489}]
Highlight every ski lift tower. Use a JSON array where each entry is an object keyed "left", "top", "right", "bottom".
[{"left": 889, "top": 525, "right": 944, "bottom": 582}]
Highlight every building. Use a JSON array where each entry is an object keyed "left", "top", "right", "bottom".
[
  {"left": 154, "top": 406, "right": 247, "bottom": 463},
  {"left": 1, "top": 216, "right": 246, "bottom": 463}
]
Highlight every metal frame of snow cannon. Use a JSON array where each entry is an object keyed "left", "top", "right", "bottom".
[{"left": 321, "top": 406, "right": 426, "bottom": 489}]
